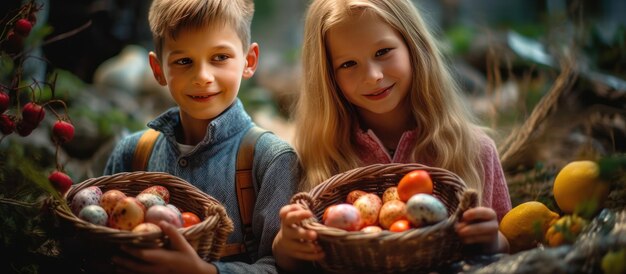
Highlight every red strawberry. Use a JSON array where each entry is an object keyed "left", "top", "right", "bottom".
[
  {"left": 52, "top": 120, "right": 75, "bottom": 143},
  {"left": 22, "top": 102, "right": 45, "bottom": 125},
  {"left": 14, "top": 19, "right": 32, "bottom": 36},
  {"left": 0, "top": 92, "right": 9, "bottom": 113},
  {"left": 16, "top": 120, "right": 36, "bottom": 136},
  {"left": 48, "top": 170, "right": 73, "bottom": 195},
  {"left": 0, "top": 114, "right": 15, "bottom": 135}
]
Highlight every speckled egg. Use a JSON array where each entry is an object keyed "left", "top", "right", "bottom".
[
  {"left": 145, "top": 205, "right": 182, "bottom": 228},
  {"left": 353, "top": 193, "right": 382, "bottom": 227},
  {"left": 405, "top": 194, "right": 448, "bottom": 228},
  {"left": 378, "top": 200, "right": 407, "bottom": 229},
  {"left": 70, "top": 186, "right": 103, "bottom": 215},
  {"left": 140, "top": 186, "right": 170, "bottom": 203},
  {"left": 136, "top": 193, "right": 166, "bottom": 209},
  {"left": 109, "top": 197, "right": 146, "bottom": 230},
  {"left": 99, "top": 189, "right": 127, "bottom": 216},
  {"left": 78, "top": 204, "right": 108, "bottom": 226}
]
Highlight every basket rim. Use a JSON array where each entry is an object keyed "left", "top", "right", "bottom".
[
  {"left": 51, "top": 171, "right": 234, "bottom": 259},
  {"left": 292, "top": 163, "right": 476, "bottom": 238}
]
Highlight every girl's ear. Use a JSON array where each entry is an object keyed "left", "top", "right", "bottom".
[
  {"left": 243, "top": 43, "right": 259, "bottom": 79},
  {"left": 149, "top": 52, "right": 167, "bottom": 86}
]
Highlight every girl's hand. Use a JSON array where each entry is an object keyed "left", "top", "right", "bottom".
[
  {"left": 273, "top": 204, "right": 324, "bottom": 271},
  {"left": 455, "top": 207, "right": 509, "bottom": 254},
  {"left": 112, "top": 221, "right": 216, "bottom": 274}
]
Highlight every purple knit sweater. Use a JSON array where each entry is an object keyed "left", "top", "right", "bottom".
[{"left": 354, "top": 129, "right": 512, "bottom": 221}]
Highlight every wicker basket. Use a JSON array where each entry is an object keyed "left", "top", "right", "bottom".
[
  {"left": 53, "top": 171, "right": 234, "bottom": 268},
  {"left": 291, "top": 163, "right": 478, "bottom": 274}
]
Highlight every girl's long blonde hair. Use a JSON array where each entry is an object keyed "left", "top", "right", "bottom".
[{"left": 294, "top": 0, "right": 485, "bottom": 200}]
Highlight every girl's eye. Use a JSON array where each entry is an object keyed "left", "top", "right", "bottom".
[
  {"left": 339, "top": 60, "right": 356, "bottom": 69},
  {"left": 175, "top": 58, "right": 192, "bottom": 65},
  {"left": 213, "top": 54, "right": 229, "bottom": 61},
  {"left": 375, "top": 48, "right": 392, "bottom": 57}
]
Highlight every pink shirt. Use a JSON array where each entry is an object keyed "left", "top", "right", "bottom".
[{"left": 354, "top": 129, "right": 512, "bottom": 221}]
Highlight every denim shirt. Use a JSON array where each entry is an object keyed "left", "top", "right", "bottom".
[{"left": 104, "top": 99, "right": 300, "bottom": 273}]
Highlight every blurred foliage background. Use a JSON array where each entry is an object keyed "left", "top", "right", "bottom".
[{"left": 0, "top": 0, "right": 625, "bottom": 273}]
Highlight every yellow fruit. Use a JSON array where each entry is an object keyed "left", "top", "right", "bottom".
[
  {"left": 602, "top": 248, "right": 626, "bottom": 274},
  {"left": 499, "top": 201, "right": 559, "bottom": 253},
  {"left": 544, "top": 215, "right": 587, "bottom": 247},
  {"left": 553, "top": 160, "right": 609, "bottom": 214}
]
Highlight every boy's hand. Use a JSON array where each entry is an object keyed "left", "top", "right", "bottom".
[
  {"left": 273, "top": 204, "right": 324, "bottom": 263},
  {"left": 455, "top": 206, "right": 509, "bottom": 254},
  {"left": 112, "top": 221, "right": 216, "bottom": 274}
]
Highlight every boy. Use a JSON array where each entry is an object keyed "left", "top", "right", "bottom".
[{"left": 103, "top": 0, "right": 300, "bottom": 273}]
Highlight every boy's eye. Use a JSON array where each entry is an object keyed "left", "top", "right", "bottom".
[
  {"left": 212, "top": 54, "right": 230, "bottom": 61},
  {"left": 339, "top": 60, "right": 356, "bottom": 69},
  {"left": 375, "top": 48, "right": 392, "bottom": 57},
  {"left": 175, "top": 58, "right": 192, "bottom": 65}
]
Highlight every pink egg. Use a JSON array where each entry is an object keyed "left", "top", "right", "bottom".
[
  {"left": 323, "top": 203, "right": 362, "bottom": 231},
  {"left": 145, "top": 205, "right": 182, "bottom": 228}
]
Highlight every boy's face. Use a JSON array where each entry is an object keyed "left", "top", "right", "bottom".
[{"left": 149, "top": 23, "right": 258, "bottom": 121}]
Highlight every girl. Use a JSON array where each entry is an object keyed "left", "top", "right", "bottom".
[{"left": 273, "top": 0, "right": 512, "bottom": 271}]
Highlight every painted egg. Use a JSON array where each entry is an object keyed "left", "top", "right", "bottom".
[
  {"left": 353, "top": 193, "right": 382, "bottom": 227},
  {"left": 405, "top": 194, "right": 448, "bottom": 227},
  {"left": 382, "top": 186, "right": 401, "bottom": 203},
  {"left": 132, "top": 222, "right": 162, "bottom": 233},
  {"left": 78, "top": 204, "right": 108, "bottom": 226},
  {"left": 346, "top": 190, "right": 368, "bottom": 204},
  {"left": 109, "top": 197, "right": 145, "bottom": 230},
  {"left": 136, "top": 193, "right": 166, "bottom": 209},
  {"left": 323, "top": 203, "right": 362, "bottom": 231},
  {"left": 140, "top": 186, "right": 170, "bottom": 203},
  {"left": 145, "top": 205, "right": 183, "bottom": 228},
  {"left": 166, "top": 204, "right": 183, "bottom": 225},
  {"left": 70, "top": 186, "right": 103, "bottom": 215},
  {"left": 360, "top": 225, "right": 383, "bottom": 233},
  {"left": 99, "top": 189, "right": 127, "bottom": 216},
  {"left": 378, "top": 200, "right": 407, "bottom": 229}
]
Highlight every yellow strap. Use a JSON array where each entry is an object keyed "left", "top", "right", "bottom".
[{"left": 131, "top": 129, "right": 160, "bottom": 171}]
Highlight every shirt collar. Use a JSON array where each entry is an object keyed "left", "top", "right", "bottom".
[{"left": 147, "top": 98, "right": 252, "bottom": 145}]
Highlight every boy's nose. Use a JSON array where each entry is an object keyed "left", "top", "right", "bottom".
[
  {"left": 363, "top": 62, "right": 383, "bottom": 85},
  {"left": 194, "top": 64, "right": 215, "bottom": 86}
]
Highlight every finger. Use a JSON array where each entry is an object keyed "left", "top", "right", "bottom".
[
  {"left": 289, "top": 249, "right": 326, "bottom": 261},
  {"left": 284, "top": 209, "right": 314, "bottom": 227},
  {"left": 279, "top": 204, "right": 304, "bottom": 219},
  {"left": 461, "top": 207, "right": 497, "bottom": 223},
  {"left": 456, "top": 221, "right": 499, "bottom": 237},
  {"left": 159, "top": 221, "right": 195, "bottom": 254}
]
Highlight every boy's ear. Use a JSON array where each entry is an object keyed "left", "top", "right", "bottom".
[
  {"left": 242, "top": 43, "right": 259, "bottom": 79},
  {"left": 148, "top": 52, "right": 167, "bottom": 86}
]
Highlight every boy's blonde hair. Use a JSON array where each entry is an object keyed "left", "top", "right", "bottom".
[
  {"left": 294, "top": 0, "right": 485, "bottom": 200},
  {"left": 148, "top": 0, "right": 254, "bottom": 59}
]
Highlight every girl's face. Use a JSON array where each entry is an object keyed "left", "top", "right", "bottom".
[{"left": 326, "top": 11, "right": 412, "bottom": 117}]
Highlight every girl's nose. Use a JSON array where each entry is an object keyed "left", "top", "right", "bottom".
[
  {"left": 363, "top": 62, "right": 383, "bottom": 85},
  {"left": 194, "top": 63, "right": 214, "bottom": 86}
]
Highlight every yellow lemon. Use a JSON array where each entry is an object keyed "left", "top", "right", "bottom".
[
  {"left": 553, "top": 160, "right": 609, "bottom": 214},
  {"left": 544, "top": 214, "right": 587, "bottom": 247},
  {"left": 499, "top": 201, "right": 560, "bottom": 253}
]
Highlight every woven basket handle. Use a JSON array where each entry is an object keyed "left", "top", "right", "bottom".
[
  {"left": 290, "top": 192, "right": 315, "bottom": 211},
  {"left": 454, "top": 189, "right": 479, "bottom": 220}
]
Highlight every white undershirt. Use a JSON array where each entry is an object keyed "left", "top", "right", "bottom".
[{"left": 177, "top": 142, "right": 195, "bottom": 155}]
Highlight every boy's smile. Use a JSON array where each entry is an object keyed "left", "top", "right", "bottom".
[{"left": 149, "top": 23, "right": 257, "bottom": 125}]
